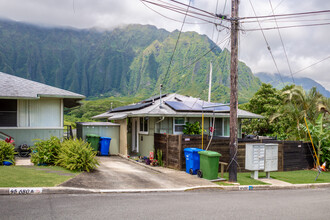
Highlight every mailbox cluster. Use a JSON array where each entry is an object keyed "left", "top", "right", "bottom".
[{"left": 245, "top": 143, "right": 278, "bottom": 179}]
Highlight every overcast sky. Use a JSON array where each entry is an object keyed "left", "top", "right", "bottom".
[{"left": 0, "top": 0, "right": 329, "bottom": 89}]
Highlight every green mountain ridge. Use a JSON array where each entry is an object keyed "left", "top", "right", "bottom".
[
  {"left": 255, "top": 72, "right": 330, "bottom": 98},
  {"left": 0, "top": 19, "right": 261, "bottom": 102}
]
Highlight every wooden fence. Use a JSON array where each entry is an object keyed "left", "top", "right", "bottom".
[{"left": 154, "top": 133, "right": 314, "bottom": 172}]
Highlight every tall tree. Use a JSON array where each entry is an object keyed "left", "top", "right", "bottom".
[{"left": 240, "top": 83, "right": 286, "bottom": 137}]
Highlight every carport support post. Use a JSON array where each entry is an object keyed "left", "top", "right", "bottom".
[{"left": 229, "top": 0, "right": 239, "bottom": 182}]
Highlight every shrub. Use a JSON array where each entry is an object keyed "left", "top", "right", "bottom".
[
  {"left": 31, "top": 136, "right": 61, "bottom": 165},
  {"left": 183, "top": 121, "right": 203, "bottom": 135},
  {"left": 0, "top": 141, "right": 15, "bottom": 165},
  {"left": 56, "top": 139, "right": 99, "bottom": 172}
]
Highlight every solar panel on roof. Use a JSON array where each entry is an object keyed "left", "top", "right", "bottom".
[
  {"left": 110, "top": 102, "right": 152, "bottom": 113},
  {"left": 165, "top": 101, "right": 190, "bottom": 111},
  {"left": 165, "top": 101, "right": 229, "bottom": 112},
  {"left": 141, "top": 94, "right": 168, "bottom": 103}
]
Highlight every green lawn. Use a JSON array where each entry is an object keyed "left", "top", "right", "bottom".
[
  {"left": 216, "top": 173, "right": 270, "bottom": 186},
  {"left": 0, "top": 166, "right": 81, "bottom": 187},
  {"left": 216, "top": 170, "right": 330, "bottom": 186},
  {"left": 266, "top": 170, "right": 330, "bottom": 184}
]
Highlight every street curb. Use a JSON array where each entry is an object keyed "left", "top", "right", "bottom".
[
  {"left": 1, "top": 183, "right": 329, "bottom": 195},
  {"left": 0, "top": 185, "right": 221, "bottom": 195},
  {"left": 218, "top": 182, "right": 330, "bottom": 191}
]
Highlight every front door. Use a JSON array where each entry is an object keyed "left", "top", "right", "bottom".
[{"left": 131, "top": 118, "right": 139, "bottom": 153}]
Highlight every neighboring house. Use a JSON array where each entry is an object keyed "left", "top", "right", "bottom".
[
  {"left": 0, "top": 72, "right": 85, "bottom": 147},
  {"left": 93, "top": 93, "right": 262, "bottom": 157}
]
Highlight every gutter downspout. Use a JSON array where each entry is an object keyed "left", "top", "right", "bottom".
[
  {"left": 156, "top": 116, "right": 165, "bottom": 124},
  {"left": 156, "top": 116, "right": 165, "bottom": 134}
]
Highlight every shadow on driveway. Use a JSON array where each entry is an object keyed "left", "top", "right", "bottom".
[{"left": 60, "top": 156, "right": 215, "bottom": 190}]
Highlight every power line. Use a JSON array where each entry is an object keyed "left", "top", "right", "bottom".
[
  {"left": 239, "top": 9, "right": 330, "bottom": 20},
  {"left": 292, "top": 55, "right": 330, "bottom": 76},
  {"left": 272, "top": 0, "right": 286, "bottom": 12},
  {"left": 211, "top": 0, "right": 220, "bottom": 42},
  {"left": 142, "top": 0, "right": 218, "bottom": 20},
  {"left": 269, "top": 0, "right": 294, "bottom": 84},
  {"left": 140, "top": 0, "right": 207, "bottom": 24},
  {"left": 242, "top": 22, "right": 330, "bottom": 31},
  {"left": 141, "top": 0, "right": 231, "bottom": 29},
  {"left": 248, "top": 0, "right": 285, "bottom": 85},
  {"left": 243, "top": 17, "right": 330, "bottom": 24},
  {"left": 182, "top": 34, "right": 231, "bottom": 70},
  {"left": 162, "top": 0, "right": 192, "bottom": 87}
]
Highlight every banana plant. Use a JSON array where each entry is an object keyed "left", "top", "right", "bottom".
[{"left": 301, "top": 114, "right": 330, "bottom": 166}]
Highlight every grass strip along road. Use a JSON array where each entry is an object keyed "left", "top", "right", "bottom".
[{"left": 0, "top": 166, "right": 80, "bottom": 187}]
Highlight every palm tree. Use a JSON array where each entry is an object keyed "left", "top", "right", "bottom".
[{"left": 271, "top": 86, "right": 327, "bottom": 140}]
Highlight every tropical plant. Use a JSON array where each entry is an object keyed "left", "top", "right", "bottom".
[
  {"left": 0, "top": 141, "right": 15, "bottom": 165},
  {"left": 56, "top": 139, "right": 99, "bottom": 172},
  {"left": 157, "top": 149, "right": 163, "bottom": 167},
  {"left": 271, "top": 86, "right": 328, "bottom": 140},
  {"left": 300, "top": 114, "right": 330, "bottom": 167},
  {"left": 240, "top": 83, "right": 290, "bottom": 138},
  {"left": 31, "top": 136, "right": 61, "bottom": 165},
  {"left": 183, "top": 121, "right": 203, "bottom": 135}
]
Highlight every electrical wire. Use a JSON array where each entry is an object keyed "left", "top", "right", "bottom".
[
  {"left": 242, "top": 22, "right": 330, "bottom": 31},
  {"left": 162, "top": 0, "right": 192, "bottom": 87},
  {"left": 182, "top": 35, "right": 231, "bottom": 70},
  {"left": 239, "top": 9, "right": 330, "bottom": 20},
  {"left": 142, "top": 0, "right": 218, "bottom": 20},
  {"left": 292, "top": 55, "right": 330, "bottom": 76},
  {"left": 243, "top": 17, "right": 330, "bottom": 24},
  {"left": 269, "top": 0, "right": 294, "bottom": 84},
  {"left": 141, "top": 0, "right": 231, "bottom": 29},
  {"left": 211, "top": 0, "right": 220, "bottom": 42},
  {"left": 248, "top": 0, "right": 285, "bottom": 86},
  {"left": 140, "top": 0, "right": 208, "bottom": 24},
  {"left": 272, "top": 0, "right": 286, "bottom": 12}
]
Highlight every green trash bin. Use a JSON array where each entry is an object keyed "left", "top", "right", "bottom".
[
  {"left": 86, "top": 134, "right": 100, "bottom": 151},
  {"left": 197, "top": 150, "right": 222, "bottom": 180}
]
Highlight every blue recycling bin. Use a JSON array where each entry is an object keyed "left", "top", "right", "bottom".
[
  {"left": 184, "top": 148, "right": 204, "bottom": 175},
  {"left": 99, "top": 137, "right": 111, "bottom": 156}
]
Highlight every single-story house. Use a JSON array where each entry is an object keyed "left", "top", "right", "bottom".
[
  {"left": 0, "top": 72, "right": 85, "bottom": 147},
  {"left": 93, "top": 93, "right": 262, "bottom": 157}
]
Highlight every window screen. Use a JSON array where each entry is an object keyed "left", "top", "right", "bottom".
[{"left": 0, "top": 99, "right": 17, "bottom": 127}]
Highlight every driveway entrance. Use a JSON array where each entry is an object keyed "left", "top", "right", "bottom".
[{"left": 60, "top": 156, "right": 215, "bottom": 190}]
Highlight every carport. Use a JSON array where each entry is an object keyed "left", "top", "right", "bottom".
[{"left": 76, "top": 122, "right": 120, "bottom": 155}]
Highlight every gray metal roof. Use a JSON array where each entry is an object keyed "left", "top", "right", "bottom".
[
  {"left": 0, "top": 72, "right": 85, "bottom": 107},
  {"left": 93, "top": 93, "right": 263, "bottom": 120},
  {"left": 76, "top": 122, "right": 120, "bottom": 126}
]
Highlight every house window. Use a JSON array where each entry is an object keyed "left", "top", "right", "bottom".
[
  {"left": 211, "top": 118, "right": 230, "bottom": 137},
  {"left": 139, "top": 117, "right": 148, "bottom": 134},
  {"left": 174, "top": 117, "right": 185, "bottom": 134},
  {"left": 214, "top": 118, "right": 223, "bottom": 136},
  {"left": 0, "top": 99, "right": 17, "bottom": 127},
  {"left": 224, "top": 118, "right": 230, "bottom": 137}
]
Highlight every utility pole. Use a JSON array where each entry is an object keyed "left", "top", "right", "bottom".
[
  {"left": 229, "top": 0, "right": 239, "bottom": 182},
  {"left": 208, "top": 62, "right": 213, "bottom": 102}
]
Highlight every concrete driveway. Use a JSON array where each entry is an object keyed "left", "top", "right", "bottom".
[{"left": 60, "top": 156, "right": 216, "bottom": 190}]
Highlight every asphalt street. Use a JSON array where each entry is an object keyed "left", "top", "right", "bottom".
[{"left": 1, "top": 188, "right": 329, "bottom": 220}]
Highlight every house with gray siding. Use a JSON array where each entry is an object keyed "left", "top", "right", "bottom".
[
  {"left": 0, "top": 72, "right": 85, "bottom": 147},
  {"left": 93, "top": 93, "right": 262, "bottom": 157}
]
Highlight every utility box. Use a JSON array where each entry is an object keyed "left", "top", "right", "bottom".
[{"left": 245, "top": 143, "right": 278, "bottom": 179}]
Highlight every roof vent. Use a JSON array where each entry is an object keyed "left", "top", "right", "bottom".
[{"left": 174, "top": 97, "right": 182, "bottom": 102}]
